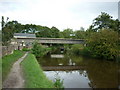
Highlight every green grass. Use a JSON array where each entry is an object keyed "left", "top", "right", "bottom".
[
  {"left": 2, "top": 50, "right": 25, "bottom": 81},
  {"left": 21, "top": 53, "right": 54, "bottom": 88}
]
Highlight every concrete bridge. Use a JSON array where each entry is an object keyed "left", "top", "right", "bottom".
[{"left": 15, "top": 38, "right": 85, "bottom": 44}]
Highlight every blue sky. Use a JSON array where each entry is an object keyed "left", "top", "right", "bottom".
[{"left": 0, "top": 0, "right": 119, "bottom": 31}]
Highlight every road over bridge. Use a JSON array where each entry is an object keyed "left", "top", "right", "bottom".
[{"left": 15, "top": 38, "right": 85, "bottom": 44}]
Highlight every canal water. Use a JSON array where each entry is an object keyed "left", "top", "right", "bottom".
[{"left": 37, "top": 49, "right": 120, "bottom": 88}]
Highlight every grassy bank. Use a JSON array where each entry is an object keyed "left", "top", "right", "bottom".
[
  {"left": 21, "top": 53, "right": 54, "bottom": 88},
  {"left": 2, "top": 50, "right": 25, "bottom": 81}
]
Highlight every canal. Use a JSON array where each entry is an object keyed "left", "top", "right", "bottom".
[{"left": 37, "top": 49, "right": 120, "bottom": 88}]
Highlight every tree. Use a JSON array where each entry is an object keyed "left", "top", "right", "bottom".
[
  {"left": 51, "top": 26, "right": 60, "bottom": 38},
  {"left": 36, "top": 26, "right": 52, "bottom": 38},
  {"left": 74, "top": 27, "right": 86, "bottom": 39},
  {"left": 1, "top": 16, "right": 4, "bottom": 30},
  {"left": 90, "top": 12, "right": 119, "bottom": 32},
  {"left": 87, "top": 29, "right": 118, "bottom": 60},
  {"left": 32, "top": 42, "right": 46, "bottom": 57},
  {"left": 22, "top": 24, "right": 37, "bottom": 33},
  {"left": 6, "top": 21, "right": 23, "bottom": 33},
  {"left": 2, "top": 16, "right": 12, "bottom": 46},
  {"left": 62, "top": 28, "right": 74, "bottom": 38}
]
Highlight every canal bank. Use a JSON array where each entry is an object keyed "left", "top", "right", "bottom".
[{"left": 21, "top": 53, "right": 54, "bottom": 88}]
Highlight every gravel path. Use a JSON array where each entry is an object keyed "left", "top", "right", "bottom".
[{"left": 3, "top": 52, "right": 28, "bottom": 88}]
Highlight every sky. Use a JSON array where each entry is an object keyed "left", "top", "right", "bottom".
[{"left": 0, "top": 0, "right": 119, "bottom": 31}]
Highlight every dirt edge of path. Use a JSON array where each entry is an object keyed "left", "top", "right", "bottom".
[{"left": 3, "top": 52, "right": 28, "bottom": 88}]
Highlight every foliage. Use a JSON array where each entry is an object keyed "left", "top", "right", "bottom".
[
  {"left": 32, "top": 42, "right": 51, "bottom": 57},
  {"left": 51, "top": 26, "right": 61, "bottom": 38},
  {"left": 21, "top": 53, "right": 54, "bottom": 88},
  {"left": 2, "top": 16, "right": 11, "bottom": 45},
  {"left": 2, "top": 50, "right": 25, "bottom": 81},
  {"left": 90, "top": 12, "right": 120, "bottom": 32},
  {"left": 36, "top": 26, "right": 52, "bottom": 38},
  {"left": 70, "top": 44, "right": 84, "bottom": 55},
  {"left": 22, "top": 48, "right": 31, "bottom": 51},
  {"left": 2, "top": 16, "right": 24, "bottom": 45},
  {"left": 22, "top": 24, "right": 37, "bottom": 33},
  {"left": 87, "top": 29, "right": 118, "bottom": 60},
  {"left": 68, "top": 44, "right": 91, "bottom": 57},
  {"left": 54, "top": 74, "right": 64, "bottom": 88},
  {"left": 61, "top": 28, "right": 74, "bottom": 38},
  {"left": 74, "top": 30, "right": 86, "bottom": 39}
]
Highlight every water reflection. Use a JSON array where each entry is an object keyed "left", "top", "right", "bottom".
[
  {"left": 44, "top": 70, "right": 90, "bottom": 88},
  {"left": 51, "top": 54, "right": 64, "bottom": 58},
  {"left": 37, "top": 50, "right": 119, "bottom": 88}
]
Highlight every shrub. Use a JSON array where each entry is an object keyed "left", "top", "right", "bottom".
[
  {"left": 22, "top": 48, "right": 31, "bottom": 51},
  {"left": 32, "top": 42, "right": 51, "bottom": 57},
  {"left": 87, "top": 29, "right": 118, "bottom": 60},
  {"left": 70, "top": 44, "right": 84, "bottom": 55},
  {"left": 54, "top": 74, "right": 64, "bottom": 88}
]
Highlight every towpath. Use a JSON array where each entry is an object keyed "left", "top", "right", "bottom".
[{"left": 3, "top": 52, "right": 28, "bottom": 88}]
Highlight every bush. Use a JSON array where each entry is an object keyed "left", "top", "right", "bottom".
[
  {"left": 87, "top": 29, "right": 118, "bottom": 60},
  {"left": 81, "top": 47, "right": 91, "bottom": 57},
  {"left": 54, "top": 74, "right": 64, "bottom": 88},
  {"left": 22, "top": 48, "right": 31, "bottom": 51},
  {"left": 69, "top": 44, "right": 84, "bottom": 55},
  {"left": 32, "top": 42, "right": 51, "bottom": 57}
]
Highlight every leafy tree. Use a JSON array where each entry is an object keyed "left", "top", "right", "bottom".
[
  {"left": 87, "top": 29, "right": 118, "bottom": 60},
  {"left": 32, "top": 42, "right": 47, "bottom": 57},
  {"left": 51, "top": 26, "right": 60, "bottom": 38},
  {"left": 22, "top": 24, "right": 37, "bottom": 33},
  {"left": 1, "top": 16, "right": 12, "bottom": 46},
  {"left": 1, "top": 16, "right": 4, "bottom": 30},
  {"left": 36, "top": 26, "right": 52, "bottom": 38},
  {"left": 90, "top": 12, "right": 119, "bottom": 32},
  {"left": 62, "top": 28, "right": 74, "bottom": 38},
  {"left": 75, "top": 27, "right": 86, "bottom": 39},
  {"left": 6, "top": 21, "right": 23, "bottom": 33}
]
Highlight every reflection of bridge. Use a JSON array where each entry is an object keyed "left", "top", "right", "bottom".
[
  {"left": 42, "top": 65, "right": 86, "bottom": 71},
  {"left": 15, "top": 38, "right": 85, "bottom": 44}
]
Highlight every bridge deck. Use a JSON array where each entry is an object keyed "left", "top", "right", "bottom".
[{"left": 15, "top": 38, "right": 85, "bottom": 44}]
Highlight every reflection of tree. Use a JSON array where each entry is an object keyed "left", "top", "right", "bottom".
[
  {"left": 85, "top": 59, "right": 118, "bottom": 88},
  {"left": 77, "top": 70, "right": 88, "bottom": 78},
  {"left": 68, "top": 54, "right": 85, "bottom": 66},
  {"left": 38, "top": 54, "right": 69, "bottom": 66},
  {"left": 38, "top": 50, "right": 119, "bottom": 88},
  {"left": 63, "top": 70, "right": 73, "bottom": 74}
]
